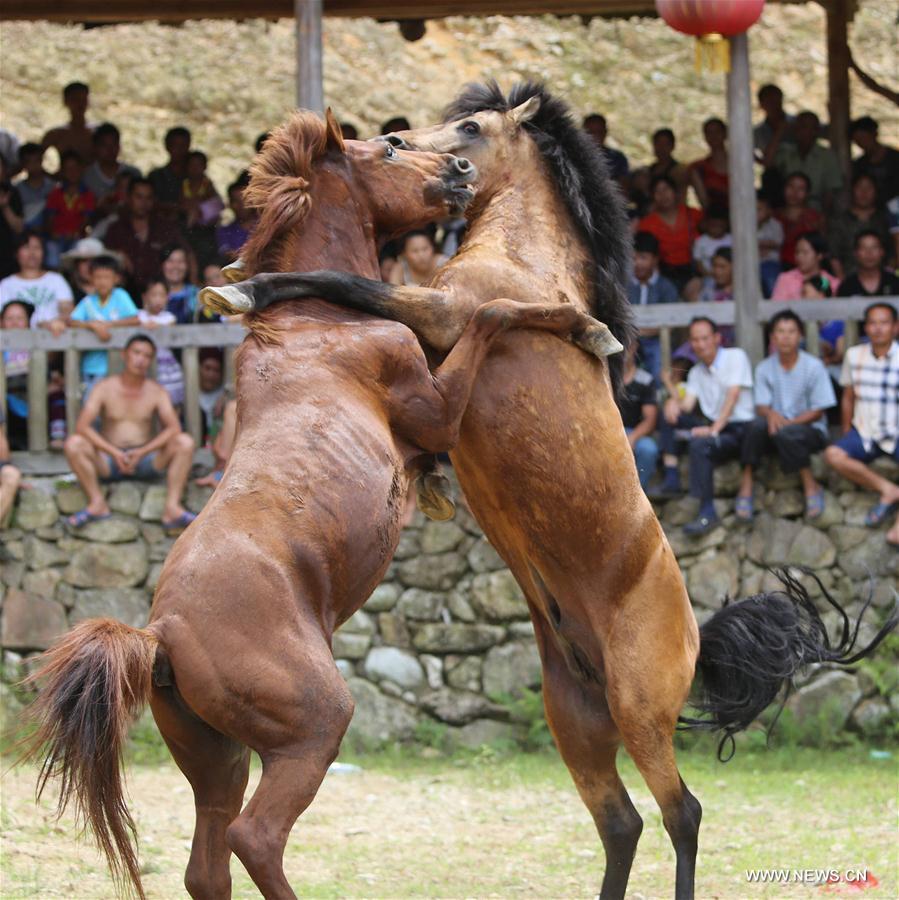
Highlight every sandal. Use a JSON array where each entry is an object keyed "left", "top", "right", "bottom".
[
  {"left": 864, "top": 501, "right": 898, "bottom": 528},
  {"left": 162, "top": 510, "right": 197, "bottom": 533},
  {"left": 66, "top": 509, "right": 111, "bottom": 529},
  {"left": 805, "top": 491, "right": 825, "bottom": 520},
  {"left": 734, "top": 495, "right": 754, "bottom": 522}
]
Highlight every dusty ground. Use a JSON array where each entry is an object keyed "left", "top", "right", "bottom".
[{"left": 1, "top": 747, "right": 896, "bottom": 899}]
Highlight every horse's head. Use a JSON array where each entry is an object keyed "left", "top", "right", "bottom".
[{"left": 379, "top": 90, "right": 541, "bottom": 203}]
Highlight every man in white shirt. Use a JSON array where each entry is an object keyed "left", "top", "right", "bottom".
[{"left": 655, "top": 317, "right": 755, "bottom": 536}]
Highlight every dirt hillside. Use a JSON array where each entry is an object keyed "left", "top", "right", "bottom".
[{"left": 0, "top": 1, "right": 896, "bottom": 194}]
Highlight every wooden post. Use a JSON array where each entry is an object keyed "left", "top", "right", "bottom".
[
  {"left": 182, "top": 346, "right": 202, "bottom": 445},
  {"left": 727, "top": 33, "right": 764, "bottom": 364},
  {"left": 295, "top": 0, "right": 324, "bottom": 112},
  {"left": 64, "top": 348, "right": 80, "bottom": 439},
  {"left": 826, "top": 0, "right": 852, "bottom": 188},
  {"left": 27, "top": 349, "right": 49, "bottom": 451}
]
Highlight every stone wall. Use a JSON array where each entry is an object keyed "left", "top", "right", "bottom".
[{"left": 2, "top": 458, "right": 897, "bottom": 747}]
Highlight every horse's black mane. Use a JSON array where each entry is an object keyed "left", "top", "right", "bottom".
[{"left": 444, "top": 81, "right": 635, "bottom": 393}]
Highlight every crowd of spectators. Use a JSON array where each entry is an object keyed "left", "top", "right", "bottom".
[{"left": 1, "top": 81, "right": 897, "bottom": 543}]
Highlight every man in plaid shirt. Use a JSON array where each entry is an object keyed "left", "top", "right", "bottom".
[{"left": 824, "top": 302, "right": 899, "bottom": 546}]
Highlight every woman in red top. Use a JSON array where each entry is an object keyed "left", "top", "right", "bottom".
[
  {"left": 638, "top": 175, "right": 703, "bottom": 299},
  {"left": 689, "top": 117, "right": 730, "bottom": 210},
  {"left": 44, "top": 149, "right": 95, "bottom": 268},
  {"left": 775, "top": 171, "right": 824, "bottom": 267}
]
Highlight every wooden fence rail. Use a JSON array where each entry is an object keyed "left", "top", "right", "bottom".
[{"left": 1, "top": 297, "right": 895, "bottom": 451}]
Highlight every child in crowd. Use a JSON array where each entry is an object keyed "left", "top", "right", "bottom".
[
  {"left": 801, "top": 273, "right": 844, "bottom": 379},
  {"left": 69, "top": 255, "right": 139, "bottom": 391},
  {"left": 215, "top": 178, "right": 252, "bottom": 262},
  {"left": 138, "top": 278, "right": 184, "bottom": 409},
  {"left": 181, "top": 150, "right": 223, "bottom": 269},
  {"left": 699, "top": 247, "right": 735, "bottom": 346},
  {"left": 692, "top": 204, "right": 731, "bottom": 282},
  {"left": 14, "top": 143, "right": 54, "bottom": 230},
  {"left": 44, "top": 150, "right": 95, "bottom": 268},
  {"left": 756, "top": 192, "right": 784, "bottom": 296}
]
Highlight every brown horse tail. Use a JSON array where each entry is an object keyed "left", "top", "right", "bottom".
[
  {"left": 679, "top": 568, "right": 898, "bottom": 761},
  {"left": 18, "top": 619, "right": 158, "bottom": 900}
]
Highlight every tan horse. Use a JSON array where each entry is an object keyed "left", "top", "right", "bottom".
[
  {"left": 21, "top": 109, "right": 614, "bottom": 900},
  {"left": 207, "top": 83, "right": 897, "bottom": 900}
]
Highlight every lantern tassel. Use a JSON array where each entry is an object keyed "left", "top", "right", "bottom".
[{"left": 694, "top": 33, "right": 730, "bottom": 73}]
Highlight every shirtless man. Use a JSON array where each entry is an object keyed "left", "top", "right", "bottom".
[
  {"left": 41, "top": 82, "right": 95, "bottom": 167},
  {"left": 63, "top": 334, "right": 197, "bottom": 532}
]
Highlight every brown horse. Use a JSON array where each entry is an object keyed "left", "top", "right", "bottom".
[
  {"left": 20, "top": 109, "right": 615, "bottom": 900},
  {"left": 207, "top": 83, "right": 898, "bottom": 900}
]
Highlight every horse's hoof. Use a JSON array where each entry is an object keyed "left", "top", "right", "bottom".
[
  {"left": 199, "top": 284, "right": 255, "bottom": 316},
  {"left": 575, "top": 325, "right": 624, "bottom": 359},
  {"left": 416, "top": 473, "right": 456, "bottom": 522}
]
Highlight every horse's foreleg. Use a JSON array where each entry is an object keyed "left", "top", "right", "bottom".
[{"left": 532, "top": 615, "right": 642, "bottom": 900}]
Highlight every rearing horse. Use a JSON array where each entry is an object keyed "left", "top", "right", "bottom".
[
  {"left": 21, "top": 109, "right": 616, "bottom": 900},
  {"left": 207, "top": 83, "right": 897, "bottom": 899}
]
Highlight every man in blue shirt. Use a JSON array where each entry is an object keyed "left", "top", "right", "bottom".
[
  {"left": 69, "top": 255, "right": 139, "bottom": 390},
  {"left": 583, "top": 113, "right": 629, "bottom": 187},
  {"left": 738, "top": 310, "right": 836, "bottom": 520}
]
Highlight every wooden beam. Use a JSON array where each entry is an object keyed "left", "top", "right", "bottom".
[
  {"left": 726, "top": 32, "right": 763, "bottom": 364},
  {"left": 826, "top": 0, "right": 852, "bottom": 189},
  {"left": 296, "top": 0, "right": 324, "bottom": 112},
  {"left": 26, "top": 350, "right": 49, "bottom": 452}
]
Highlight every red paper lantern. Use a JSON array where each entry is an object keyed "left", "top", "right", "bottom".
[{"left": 656, "top": 0, "right": 765, "bottom": 72}]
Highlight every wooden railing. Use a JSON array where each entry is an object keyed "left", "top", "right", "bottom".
[
  {"left": 1, "top": 323, "right": 246, "bottom": 451},
  {"left": 1, "top": 297, "right": 895, "bottom": 452}
]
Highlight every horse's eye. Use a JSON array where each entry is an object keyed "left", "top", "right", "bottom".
[
  {"left": 461, "top": 121, "right": 480, "bottom": 136},
  {"left": 385, "top": 144, "right": 397, "bottom": 159}
]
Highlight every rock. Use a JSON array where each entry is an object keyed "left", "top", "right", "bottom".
[
  {"left": 21, "top": 568, "right": 62, "bottom": 599},
  {"left": 662, "top": 496, "right": 699, "bottom": 526},
  {"left": 364, "top": 583, "right": 400, "bottom": 613},
  {"left": 363, "top": 646, "right": 424, "bottom": 689},
  {"left": 1, "top": 588, "right": 68, "bottom": 650},
  {"left": 1, "top": 561, "right": 24, "bottom": 588},
  {"left": 54, "top": 482, "right": 90, "bottom": 516},
  {"left": 446, "top": 589, "right": 476, "bottom": 622},
  {"left": 68, "top": 516, "right": 141, "bottom": 544},
  {"left": 397, "top": 551, "right": 468, "bottom": 590},
  {"left": 448, "top": 719, "right": 522, "bottom": 749},
  {"left": 850, "top": 578, "right": 898, "bottom": 611},
  {"left": 419, "top": 687, "right": 507, "bottom": 725},
  {"left": 746, "top": 514, "right": 835, "bottom": 568},
  {"left": 811, "top": 490, "right": 843, "bottom": 528},
  {"left": 843, "top": 497, "right": 874, "bottom": 527},
  {"left": 446, "top": 655, "right": 483, "bottom": 692},
  {"left": 335, "top": 659, "right": 354, "bottom": 680},
  {"left": 687, "top": 554, "right": 740, "bottom": 610},
  {"left": 35, "top": 523, "right": 64, "bottom": 541},
  {"left": 393, "top": 530, "right": 420, "bottom": 561},
  {"left": 713, "top": 460, "right": 742, "bottom": 495},
  {"left": 787, "top": 671, "right": 861, "bottom": 728},
  {"left": 769, "top": 489, "right": 804, "bottom": 518},
  {"left": 838, "top": 533, "right": 899, "bottom": 580},
  {"left": 397, "top": 588, "right": 445, "bottom": 621},
  {"left": 332, "top": 632, "right": 370, "bottom": 660},
  {"left": 138, "top": 485, "right": 168, "bottom": 522},
  {"left": 63, "top": 541, "right": 149, "bottom": 588},
  {"left": 851, "top": 697, "right": 892, "bottom": 734},
  {"left": 509, "top": 621, "right": 535, "bottom": 639},
  {"left": 420, "top": 520, "right": 466, "bottom": 554},
  {"left": 68, "top": 588, "right": 150, "bottom": 629},
  {"left": 412, "top": 623, "right": 505, "bottom": 654},
  {"left": 420, "top": 654, "right": 443, "bottom": 689},
  {"left": 341, "top": 609, "right": 374, "bottom": 635},
  {"left": 378, "top": 612, "right": 411, "bottom": 648},
  {"left": 145, "top": 562, "right": 164, "bottom": 594},
  {"left": 466, "top": 537, "right": 506, "bottom": 573},
  {"left": 2, "top": 540, "right": 24, "bottom": 561},
  {"left": 666, "top": 524, "right": 727, "bottom": 557},
  {"left": 14, "top": 488, "right": 59, "bottom": 530},
  {"left": 871, "top": 457, "right": 899, "bottom": 480},
  {"left": 828, "top": 525, "right": 869, "bottom": 552},
  {"left": 148, "top": 538, "right": 176, "bottom": 562},
  {"left": 482, "top": 641, "right": 542, "bottom": 699},
  {"left": 23, "top": 535, "right": 68, "bottom": 570},
  {"left": 789, "top": 525, "right": 836, "bottom": 568},
  {"left": 470, "top": 570, "right": 528, "bottom": 621},
  {"left": 140, "top": 523, "right": 166, "bottom": 545},
  {"left": 345, "top": 677, "right": 419, "bottom": 745},
  {"left": 107, "top": 483, "right": 143, "bottom": 516},
  {"left": 185, "top": 483, "right": 214, "bottom": 514}
]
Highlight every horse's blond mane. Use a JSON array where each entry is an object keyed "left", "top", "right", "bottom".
[{"left": 240, "top": 111, "right": 329, "bottom": 343}]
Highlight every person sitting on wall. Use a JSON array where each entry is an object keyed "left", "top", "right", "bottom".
[
  {"left": 655, "top": 317, "right": 756, "bottom": 536},
  {"left": 824, "top": 302, "right": 899, "bottom": 542},
  {"left": 618, "top": 341, "right": 659, "bottom": 491},
  {"left": 0, "top": 415, "right": 22, "bottom": 528},
  {"left": 63, "top": 333, "right": 197, "bottom": 533},
  {"left": 737, "top": 310, "right": 836, "bottom": 522}
]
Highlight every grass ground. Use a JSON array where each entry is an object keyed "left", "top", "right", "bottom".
[{"left": 1, "top": 741, "right": 896, "bottom": 899}]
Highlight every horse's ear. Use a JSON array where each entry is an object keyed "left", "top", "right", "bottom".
[
  {"left": 509, "top": 96, "right": 541, "bottom": 126},
  {"left": 325, "top": 108, "right": 346, "bottom": 154}
]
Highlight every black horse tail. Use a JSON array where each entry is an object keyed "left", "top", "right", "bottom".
[
  {"left": 17, "top": 619, "right": 159, "bottom": 899},
  {"left": 679, "top": 568, "right": 899, "bottom": 760}
]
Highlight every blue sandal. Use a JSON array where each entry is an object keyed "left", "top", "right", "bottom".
[
  {"left": 805, "top": 491, "right": 825, "bottom": 519},
  {"left": 865, "top": 501, "right": 898, "bottom": 528},
  {"left": 66, "top": 509, "right": 111, "bottom": 529},
  {"left": 162, "top": 510, "right": 197, "bottom": 533},
  {"left": 734, "top": 495, "right": 754, "bottom": 522}
]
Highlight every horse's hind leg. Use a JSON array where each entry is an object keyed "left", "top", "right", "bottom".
[
  {"left": 533, "top": 616, "right": 642, "bottom": 900},
  {"left": 151, "top": 685, "right": 251, "bottom": 900},
  {"left": 224, "top": 653, "right": 355, "bottom": 899}
]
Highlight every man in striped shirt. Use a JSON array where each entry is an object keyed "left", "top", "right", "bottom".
[{"left": 824, "top": 302, "right": 899, "bottom": 545}]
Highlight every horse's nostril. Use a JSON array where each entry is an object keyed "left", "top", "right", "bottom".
[
  {"left": 385, "top": 134, "right": 406, "bottom": 148},
  {"left": 454, "top": 158, "right": 473, "bottom": 174}
]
